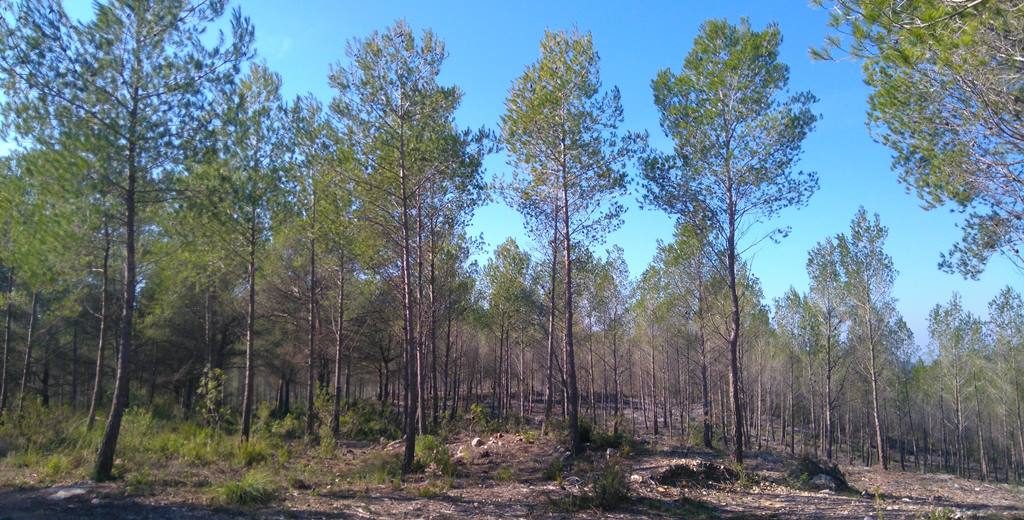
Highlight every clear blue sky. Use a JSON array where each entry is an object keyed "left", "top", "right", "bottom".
[{"left": 66, "top": 0, "right": 1019, "bottom": 353}]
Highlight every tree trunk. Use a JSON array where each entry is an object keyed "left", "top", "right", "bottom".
[
  {"left": 541, "top": 213, "right": 557, "bottom": 435},
  {"left": 88, "top": 230, "right": 111, "bottom": 430},
  {"left": 561, "top": 163, "right": 581, "bottom": 456},
  {"left": 331, "top": 262, "right": 345, "bottom": 439},
  {"left": 16, "top": 291, "right": 38, "bottom": 413},
  {"left": 94, "top": 133, "right": 138, "bottom": 481},
  {"left": 240, "top": 217, "right": 258, "bottom": 442},
  {"left": 726, "top": 189, "right": 744, "bottom": 464},
  {"left": 306, "top": 221, "right": 317, "bottom": 439},
  {"left": 0, "top": 268, "right": 13, "bottom": 416}
]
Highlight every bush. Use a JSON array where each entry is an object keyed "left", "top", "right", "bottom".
[
  {"left": 542, "top": 459, "right": 565, "bottom": 483},
  {"left": 590, "top": 428, "right": 641, "bottom": 454},
  {"left": 336, "top": 400, "right": 401, "bottom": 441},
  {"left": 591, "top": 462, "right": 629, "bottom": 510},
  {"left": 269, "top": 413, "right": 304, "bottom": 440},
  {"left": 494, "top": 466, "right": 513, "bottom": 482},
  {"left": 236, "top": 439, "right": 271, "bottom": 467},
  {"left": 415, "top": 435, "right": 453, "bottom": 477},
  {"left": 348, "top": 451, "right": 403, "bottom": 486},
  {"left": 212, "top": 471, "right": 277, "bottom": 507}
]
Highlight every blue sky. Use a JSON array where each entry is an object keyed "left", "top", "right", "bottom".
[{"left": 64, "top": 1, "right": 1018, "bottom": 352}]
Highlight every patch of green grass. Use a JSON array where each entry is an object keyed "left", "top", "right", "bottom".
[
  {"left": 211, "top": 471, "right": 277, "bottom": 507},
  {"left": 494, "top": 466, "right": 514, "bottom": 482},
  {"left": 347, "top": 451, "right": 404, "bottom": 486},
  {"left": 415, "top": 435, "right": 453, "bottom": 477},
  {"left": 413, "top": 477, "right": 452, "bottom": 498},
  {"left": 124, "top": 469, "right": 154, "bottom": 496},
  {"left": 542, "top": 458, "right": 564, "bottom": 482},
  {"left": 235, "top": 439, "right": 271, "bottom": 467}
]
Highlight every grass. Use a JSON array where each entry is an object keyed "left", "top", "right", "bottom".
[
  {"left": 495, "top": 465, "right": 514, "bottom": 482},
  {"left": 347, "top": 451, "right": 404, "bottom": 486},
  {"left": 211, "top": 471, "right": 277, "bottom": 507}
]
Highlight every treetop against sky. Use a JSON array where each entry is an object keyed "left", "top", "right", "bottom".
[{"left": 54, "top": 0, "right": 1019, "bottom": 351}]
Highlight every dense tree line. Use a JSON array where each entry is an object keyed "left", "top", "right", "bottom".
[{"left": 0, "top": 0, "right": 1019, "bottom": 485}]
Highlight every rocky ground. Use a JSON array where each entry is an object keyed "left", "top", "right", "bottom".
[{"left": 1, "top": 430, "right": 1022, "bottom": 519}]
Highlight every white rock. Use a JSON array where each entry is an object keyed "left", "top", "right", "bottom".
[
  {"left": 49, "top": 487, "right": 87, "bottom": 500},
  {"left": 471, "top": 437, "right": 485, "bottom": 448}
]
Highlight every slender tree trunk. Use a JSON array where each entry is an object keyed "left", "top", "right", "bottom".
[
  {"left": 88, "top": 231, "right": 111, "bottom": 429},
  {"left": 94, "top": 127, "right": 138, "bottom": 480},
  {"left": 541, "top": 212, "right": 557, "bottom": 435},
  {"left": 0, "top": 268, "right": 13, "bottom": 416},
  {"left": 305, "top": 218, "right": 318, "bottom": 439},
  {"left": 70, "top": 324, "right": 78, "bottom": 409},
  {"left": 240, "top": 215, "right": 258, "bottom": 443},
  {"left": 399, "top": 125, "right": 418, "bottom": 474},
  {"left": 16, "top": 291, "right": 38, "bottom": 413},
  {"left": 561, "top": 162, "right": 581, "bottom": 456},
  {"left": 726, "top": 189, "right": 744, "bottom": 464},
  {"left": 331, "top": 262, "right": 345, "bottom": 439}
]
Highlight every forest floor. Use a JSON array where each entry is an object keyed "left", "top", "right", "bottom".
[{"left": 1, "top": 428, "right": 1022, "bottom": 519}]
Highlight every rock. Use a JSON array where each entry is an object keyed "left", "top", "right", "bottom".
[
  {"left": 48, "top": 487, "right": 87, "bottom": 500},
  {"left": 630, "top": 474, "right": 643, "bottom": 483},
  {"left": 496, "top": 432, "right": 504, "bottom": 439},
  {"left": 471, "top": 437, "right": 485, "bottom": 448},
  {"left": 90, "top": 498, "right": 101, "bottom": 505},
  {"left": 606, "top": 448, "right": 616, "bottom": 459},
  {"left": 560, "top": 450, "right": 572, "bottom": 462},
  {"left": 810, "top": 474, "right": 838, "bottom": 491}
]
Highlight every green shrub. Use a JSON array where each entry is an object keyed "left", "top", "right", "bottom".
[
  {"left": 542, "top": 459, "right": 564, "bottom": 482},
  {"left": 42, "top": 454, "right": 73, "bottom": 481},
  {"left": 590, "top": 428, "right": 641, "bottom": 453},
  {"left": 494, "top": 466, "right": 514, "bottom": 482},
  {"left": 336, "top": 400, "right": 401, "bottom": 441},
  {"left": 415, "top": 435, "right": 453, "bottom": 477},
  {"left": 347, "top": 451, "right": 403, "bottom": 485},
  {"left": 236, "top": 439, "right": 271, "bottom": 467},
  {"left": 125, "top": 469, "right": 154, "bottom": 495},
  {"left": 212, "top": 471, "right": 277, "bottom": 507},
  {"left": 591, "top": 462, "right": 629, "bottom": 510},
  {"left": 269, "top": 413, "right": 304, "bottom": 440}
]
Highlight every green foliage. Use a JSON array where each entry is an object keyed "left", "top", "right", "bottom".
[
  {"left": 814, "top": 0, "right": 1024, "bottom": 277},
  {"left": 235, "top": 439, "right": 271, "bottom": 467},
  {"left": 494, "top": 465, "right": 513, "bottom": 482},
  {"left": 414, "top": 435, "right": 454, "bottom": 477},
  {"left": 542, "top": 459, "right": 565, "bottom": 483},
  {"left": 347, "top": 451, "right": 404, "bottom": 486},
  {"left": 336, "top": 400, "right": 401, "bottom": 441},
  {"left": 212, "top": 471, "right": 277, "bottom": 507},
  {"left": 591, "top": 462, "right": 630, "bottom": 510},
  {"left": 197, "top": 368, "right": 230, "bottom": 431},
  {"left": 124, "top": 469, "right": 154, "bottom": 496}
]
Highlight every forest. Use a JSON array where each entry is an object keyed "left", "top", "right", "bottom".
[{"left": 0, "top": 1, "right": 1021, "bottom": 518}]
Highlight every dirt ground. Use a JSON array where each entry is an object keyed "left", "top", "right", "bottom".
[{"left": 1, "top": 431, "right": 1022, "bottom": 519}]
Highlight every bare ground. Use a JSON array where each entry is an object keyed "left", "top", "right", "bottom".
[{"left": 1, "top": 431, "right": 1022, "bottom": 519}]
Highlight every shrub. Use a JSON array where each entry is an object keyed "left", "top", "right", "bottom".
[
  {"left": 348, "top": 451, "right": 403, "bottom": 486},
  {"left": 336, "top": 400, "right": 401, "bottom": 441},
  {"left": 125, "top": 469, "right": 154, "bottom": 495},
  {"left": 542, "top": 459, "right": 564, "bottom": 482},
  {"left": 42, "top": 454, "right": 73, "bottom": 481},
  {"left": 495, "top": 466, "right": 514, "bottom": 482},
  {"left": 269, "top": 413, "right": 304, "bottom": 440},
  {"left": 590, "top": 428, "right": 641, "bottom": 454},
  {"left": 415, "top": 435, "right": 453, "bottom": 477},
  {"left": 236, "top": 439, "right": 271, "bottom": 467},
  {"left": 212, "top": 471, "right": 277, "bottom": 507},
  {"left": 591, "top": 462, "right": 629, "bottom": 510}
]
